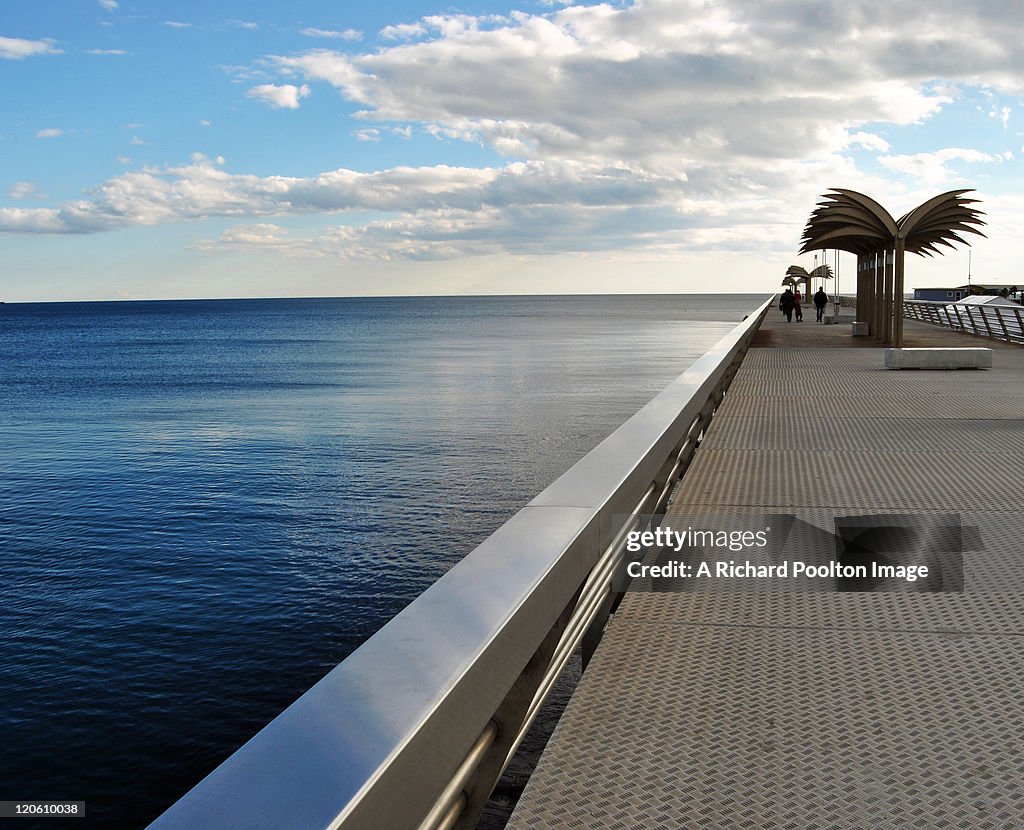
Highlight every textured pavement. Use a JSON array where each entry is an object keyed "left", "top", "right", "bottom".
[{"left": 507, "top": 312, "right": 1024, "bottom": 828}]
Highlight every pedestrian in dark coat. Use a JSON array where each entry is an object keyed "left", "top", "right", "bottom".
[
  {"left": 814, "top": 288, "right": 829, "bottom": 322},
  {"left": 780, "top": 288, "right": 794, "bottom": 322}
]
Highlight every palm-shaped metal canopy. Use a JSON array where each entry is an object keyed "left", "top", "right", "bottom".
[
  {"left": 896, "top": 190, "right": 987, "bottom": 254},
  {"left": 798, "top": 189, "right": 986, "bottom": 346},
  {"left": 799, "top": 189, "right": 897, "bottom": 256}
]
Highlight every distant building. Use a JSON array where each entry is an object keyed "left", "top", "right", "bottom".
[
  {"left": 915, "top": 285, "right": 969, "bottom": 301},
  {"left": 914, "top": 284, "right": 1021, "bottom": 302}
]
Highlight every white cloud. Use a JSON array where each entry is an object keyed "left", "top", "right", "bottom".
[
  {"left": 300, "top": 28, "right": 362, "bottom": 41},
  {"left": 36, "top": 128, "right": 64, "bottom": 138},
  {"left": 201, "top": 197, "right": 804, "bottom": 262},
  {"left": 218, "top": 1, "right": 1023, "bottom": 263},
  {"left": 8, "top": 2, "right": 1024, "bottom": 274},
  {"left": 274, "top": 3, "right": 1024, "bottom": 175},
  {"left": 190, "top": 152, "right": 225, "bottom": 165},
  {"left": 0, "top": 35, "right": 62, "bottom": 59},
  {"left": 0, "top": 207, "right": 65, "bottom": 233},
  {"left": 0, "top": 154, "right": 795, "bottom": 253},
  {"left": 97, "top": 0, "right": 118, "bottom": 10},
  {"left": 846, "top": 132, "right": 891, "bottom": 153},
  {"left": 0, "top": 157, "right": 495, "bottom": 235},
  {"left": 277, "top": 14, "right": 960, "bottom": 172},
  {"left": 992, "top": 105, "right": 1011, "bottom": 128},
  {"left": 8, "top": 181, "right": 44, "bottom": 200},
  {"left": 216, "top": 223, "right": 289, "bottom": 246},
  {"left": 163, "top": 21, "right": 192, "bottom": 29},
  {"left": 379, "top": 22, "right": 427, "bottom": 40},
  {"left": 246, "top": 83, "right": 310, "bottom": 109},
  {"left": 87, "top": 48, "right": 129, "bottom": 55},
  {"left": 879, "top": 148, "right": 1002, "bottom": 186}
]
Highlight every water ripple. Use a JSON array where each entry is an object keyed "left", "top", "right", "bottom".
[{"left": 0, "top": 294, "right": 758, "bottom": 827}]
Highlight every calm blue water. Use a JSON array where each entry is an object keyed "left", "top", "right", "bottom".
[{"left": 0, "top": 294, "right": 761, "bottom": 828}]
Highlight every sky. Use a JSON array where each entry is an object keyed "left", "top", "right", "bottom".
[{"left": 2, "top": 0, "right": 1024, "bottom": 301}]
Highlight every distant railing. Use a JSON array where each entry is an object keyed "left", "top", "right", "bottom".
[
  {"left": 148, "top": 297, "right": 774, "bottom": 830},
  {"left": 904, "top": 299, "right": 1024, "bottom": 345}
]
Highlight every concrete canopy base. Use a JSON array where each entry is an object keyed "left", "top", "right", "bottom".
[{"left": 884, "top": 347, "right": 993, "bottom": 369}]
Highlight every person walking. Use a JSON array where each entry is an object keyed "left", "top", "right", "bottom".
[
  {"left": 780, "top": 288, "right": 794, "bottom": 322},
  {"left": 814, "top": 288, "right": 829, "bottom": 322},
  {"left": 793, "top": 289, "right": 803, "bottom": 322}
]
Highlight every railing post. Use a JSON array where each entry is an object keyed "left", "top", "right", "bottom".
[
  {"left": 979, "top": 306, "right": 994, "bottom": 338},
  {"left": 446, "top": 591, "right": 579, "bottom": 830},
  {"left": 952, "top": 303, "right": 966, "bottom": 331},
  {"left": 964, "top": 304, "right": 981, "bottom": 337},
  {"left": 997, "top": 308, "right": 1012, "bottom": 342},
  {"left": 940, "top": 303, "right": 952, "bottom": 328}
]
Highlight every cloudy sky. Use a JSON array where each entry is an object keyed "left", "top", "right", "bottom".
[{"left": 3, "top": 0, "right": 1023, "bottom": 301}]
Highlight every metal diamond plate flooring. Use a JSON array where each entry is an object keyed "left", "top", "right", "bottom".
[
  {"left": 703, "top": 417, "right": 1024, "bottom": 453},
  {"left": 510, "top": 622, "right": 1024, "bottom": 830},
  {"left": 674, "top": 448, "right": 1023, "bottom": 509},
  {"left": 507, "top": 314, "right": 1024, "bottom": 829}
]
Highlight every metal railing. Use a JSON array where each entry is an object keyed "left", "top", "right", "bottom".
[
  {"left": 904, "top": 299, "right": 1024, "bottom": 345},
  {"left": 148, "top": 297, "right": 774, "bottom": 830}
]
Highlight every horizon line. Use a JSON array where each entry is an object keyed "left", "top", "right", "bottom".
[{"left": 2, "top": 289, "right": 776, "bottom": 305}]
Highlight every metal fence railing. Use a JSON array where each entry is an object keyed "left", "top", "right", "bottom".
[
  {"left": 148, "top": 297, "right": 775, "bottom": 830},
  {"left": 904, "top": 299, "right": 1024, "bottom": 345}
]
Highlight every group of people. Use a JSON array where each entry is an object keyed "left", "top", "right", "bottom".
[{"left": 779, "top": 287, "right": 829, "bottom": 323}]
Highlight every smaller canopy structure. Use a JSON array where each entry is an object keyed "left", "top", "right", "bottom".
[{"left": 783, "top": 264, "right": 832, "bottom": 301}]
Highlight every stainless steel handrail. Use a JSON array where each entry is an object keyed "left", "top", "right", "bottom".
[
  {"left": 148, "top": 296, "right": 774, "bottom": 830},
  {"left": 903, "top": 299, "right": 1024, "bottom": 345}
]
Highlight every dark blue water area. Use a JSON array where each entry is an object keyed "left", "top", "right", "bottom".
[{"left": 0, "top": 294, "right": 762, "bottom": 828}]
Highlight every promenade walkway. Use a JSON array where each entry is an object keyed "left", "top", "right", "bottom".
[{"left": 507, "top": 310, "right": 1024, "bottom": 828}]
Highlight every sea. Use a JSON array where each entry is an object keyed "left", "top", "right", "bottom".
[{"left": 0, "top": 293, "right": 763, "bottom": 828}]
